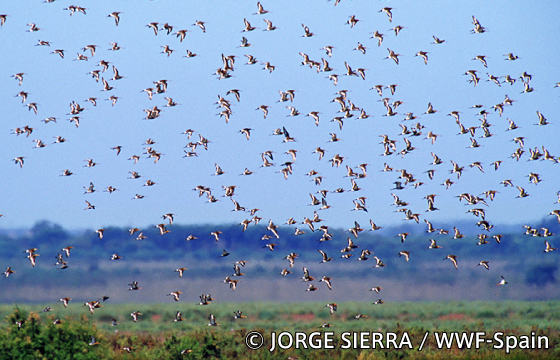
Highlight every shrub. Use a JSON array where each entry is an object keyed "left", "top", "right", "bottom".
[{"left": 0, "top": 308, "right": 109, "bottom": 360}]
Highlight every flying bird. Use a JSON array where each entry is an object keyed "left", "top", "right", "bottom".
[{"left": 443, "top": 255, "right": 458, "bottom": 269}]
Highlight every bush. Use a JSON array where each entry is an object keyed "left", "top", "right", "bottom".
[{"left": 0, "top": 307, "right": 109, "bottom": 360}]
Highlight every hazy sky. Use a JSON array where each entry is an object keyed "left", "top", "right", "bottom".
[{"left": 1, "top": 0, "right": 559, "bottom": 232}]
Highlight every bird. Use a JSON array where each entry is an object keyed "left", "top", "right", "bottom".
[
  {"left": 398, "top": 251, "right": 410, "bottom": 262},
  {"left": 128, "top": 281, "right": 141, "bottom": 291},
  {"left": 425, "top": 102, "right": 437, "bottom": 114},
  {"left": 161, "top": 213, "right": 175, "bottom": 225},
  {"left": 197, "top": 294, "right": 213, "bottom": 306},
  {"left": 318, "top": 250, "right": 332, "bottom": 263},
  {"left": 208, "top": 231, "right": 222, "bottom": 243},
  {"left": 385, "top": 48, "right": 400, "bottom": 65},
  {"left": 167, "top": 291, "right": 182, "bottom": 301},
  {"left": 473, "top": 55, "right": 488, "bottom": 68},
  {"left": 320, "top": 46, "right": 334, "bottom": 58},
  {"left": 372, "top": 256, "right": 386, "bottom": 268},
  {"left": 111, "top": 66, "right": 124, "bottom": 81},
  {"left": 107, "top": 12, "right": 120, "bottom": 26},
  {"left": 101, "top": 77, "right": 113, "bottom": 91},
  {"left": 397, "top": 233, "right": 409, "bottom": 243},
  {"left": 1, "top": 0, "right": 558, "bottom": 328},
  {"left": 516, "top": 186, "right": 529, "bottom": 198},
  {"left": 232, "top": 263, "right": 245, "bottom": 277},
  {"left": 3, "top": 267, "right": 15, "bottom": 278},
  {"left": 262, "top": 241, "right": 276, "bottom": 251},
  {"left": 320, "top": 277, "right": 333, "bottom": 291},
  {"left": 130, "top": 311, "right": 143, "bottom": 322},
  {"left": 471, "top": 17, "right": 486, "bottom": 33},
  {"left": 170, "top": 311, "right": 185, "bottom": 323},
  {"left": 95, "top": 229, "right": 105, "bottom": 240},
  {"left": 82, "top": 44, "right": 97, "bottom": 57},
  {"left": 367, "top": 220, "right": 382, "bottom": 231},
  {"left": 208, "top": 314, "right": 220, "bottom": 326},
  {"left": 431, "top": 35, "right": 445, "bottom": 44},
  {"left": 59, "top": 297, "right": 71, "bottom": 308},
  {"left": 51, "top": 49, "right": 65, "bottom": 58},
  {"left": 346, "top": 15, "right": 360, "bottom": 28},
  {"left": 239, "top": 37, "right": 251, "bottom": 47},
  {"left": 16, "top": 91, "right": 29, "bottom": 104},
  {"left": 254, "top": 2, "right": 269, "bottom": 15},
  {"left": 174, "top": 268, "right": 188, "bottom": 278},
  {"left": 536, "top": 111, "right": 549, "bottom": 126},
  {"left": 503, "top": 52, "right": 519, "bottom": 60},
  {"left": 550, "top": 210, "right": 560, "bottom": 223},
  {"left": 379, "top": 7, "right": 393, "bottom": 22},
  {"left": 146, "top": 22, "right": 159, "bottom": 35},
  {"left": 61, "top": 246, "right": 73, "bottom": 258},
  {"left": 83, "top": 300, "right": 101, "bottom": 314},
  {"left": 428, "top": 239, "right": 442, "bottom": 249},
  {"left": 279, "top": 268, "right": 292, "bottom": 277},
  {"left": 301, "top": 267, "right": 315, "bottom": 282},
  {"left": 370, "top": 287, "right": 382, "bottom": 294},
  {"left": 161, "top": 45, "right": 174, "bottom": 56},
  {"left": 497, "top": 276, "right": 508, "bottom": 286},
  {"left": 301, "top": 23, "right": 314, "bottom": 37},
  {"left": 477, "top": 261, "right": 490, "bottom": 270},
  {"left": 214, "top": 164, "right": 225, "bottom": 176},
  {"left": 256, "top": 17, "right": 276, "bottom": 32},
  {"left": 13, "top": 157, "right": 25, "bottom": 168},
  {"left": 390, "top": 25, "right": 404, "bottom": 36},
  {"left": 27, "top": 23, "right": 41, "bottom": 32},
  {"left": 224, "top": 276, "right": 239, "bottom": 290},
  {"left": 12, "top": 73, "right": 26, "bottom": 86},
  {"left": 89, "top": 336, "right": 99, "bottom": 346},
  {"left": 443, "top": 255, "right": 458, "bottom": 269},
  {"left": 26, "top": 103, "right": 39, "bottom": 114},
  {"left": 544, "top": 241, "right": 557, "bottom": 253},
  {"left": 106, "top": 95, "right": 118, "bottom": 106},
  {"left": 415, "top": 51, "right": 429, "bottom": 65},
  {"left": 242, "top": 18, "right": 256, "bottom": 32},
  {"left": 160, "top": 23, "right": 174, "bottom": 35},
  {"left": 153, "top": 223, "right": 169, "bottom": 235},
  {"left": 239, "top": 128, "right": 252, "bottom": 140}
]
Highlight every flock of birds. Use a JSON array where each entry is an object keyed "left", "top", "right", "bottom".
[{"left": 2, "top": 0, "right": 560, "bottom": 343}]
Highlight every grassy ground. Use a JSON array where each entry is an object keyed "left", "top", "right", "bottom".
[
  {"left": 2, "top": 301, "right": 559, "bottom": 332},
  {"left": 0, "top": 301, "right": 559, "bottom": 359}
]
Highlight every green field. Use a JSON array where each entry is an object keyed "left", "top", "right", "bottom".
[{"left": 0, "top": 301, "right": 559, "bottom": 359}]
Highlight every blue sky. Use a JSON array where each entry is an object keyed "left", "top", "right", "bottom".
[{"left": 1, "top": 0, "right": 560, "bottom": 233}]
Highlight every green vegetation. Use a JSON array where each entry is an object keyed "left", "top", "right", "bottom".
[
  {"left": 0, "top": 306, "right": 110, "bottom": 359},
  {"left": 1, "top": 220, "right": 558, "bottom": 296},
  {"left": 2, "top": 221, "right": 559, "bottom": 357},
  {"left": 1, "top": 301, "right": 559, "bottom": 334},
  {"left": 0, "top": 302, "right": 558, "bottom": 359}
]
